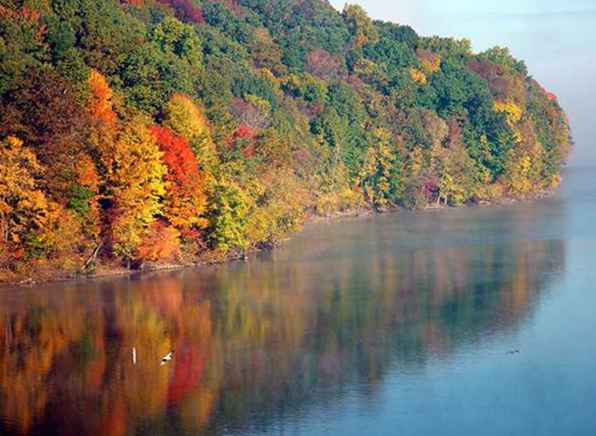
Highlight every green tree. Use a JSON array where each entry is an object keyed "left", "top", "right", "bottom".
[{"left": 206, "top": 182, "right": 250, "bottom": 255}]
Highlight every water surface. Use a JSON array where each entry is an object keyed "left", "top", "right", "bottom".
[{"left": 1, "top": 167, "right": 595, "bottom": 435}]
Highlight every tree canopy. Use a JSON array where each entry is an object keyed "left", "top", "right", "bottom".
[{"left": 0, "top": 0, "right": 571, "bottom": 279}]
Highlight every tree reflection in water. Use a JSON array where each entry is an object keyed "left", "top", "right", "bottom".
[{"left": 0, "top": 204, "right": 565, "bottom": 435}]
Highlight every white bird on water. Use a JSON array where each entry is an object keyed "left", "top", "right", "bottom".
[{"left": 160, "top": 350, "right": 175, "bottom": 366}]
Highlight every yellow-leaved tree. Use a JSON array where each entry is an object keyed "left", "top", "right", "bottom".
[
  {"left": 494, "top": 100, "right": 523, "bottom": 143},
  {"left": 359, "top": 128, "right": 402, "bottom": 208},
  {"left": 0, "top": 136, "right": 48, "bottom": 248},
  {"left": 0, "top": 137, "right": 81, "bottom": 267},
  {"left": 101, "top": 120, "right": 167, "bottom": 262},
  {"left": 409, "top": 68, "right": 428, "bottom": 86},
  {"left": 162, "top": 94, "right": 217, "bottom": 171},
  {"left": 502, "top": 121, "right": 547, "bottom": 197},
  {"left": 502, "top": 147, "right": 532, "bottom": 196},
  {"left": 245, "top": 167, "right": 310, "bottom": 247}
]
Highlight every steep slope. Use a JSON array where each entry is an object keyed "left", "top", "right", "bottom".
[{"left": 0, "top": 0, "right": 571, "bottom": 280}]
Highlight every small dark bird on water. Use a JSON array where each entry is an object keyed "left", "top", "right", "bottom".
[
  {"left": 160, "top": 350, "right": 175, "bottom": 365},
  {"left": 506, "top": 349, "right": 520, "bottom": 355}
]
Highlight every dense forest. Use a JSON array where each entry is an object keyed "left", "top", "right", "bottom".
[{"left": 0, "top": 0, "right": 571, "bottom": 280}]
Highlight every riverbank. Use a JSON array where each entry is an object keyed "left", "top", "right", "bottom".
[{"left": 0, "top": 186, "right": 558, "bottom": 289}]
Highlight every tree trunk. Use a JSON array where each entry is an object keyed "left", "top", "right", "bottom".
[{"left": 83, "top": 242, "right": 102, "bottom": 270}]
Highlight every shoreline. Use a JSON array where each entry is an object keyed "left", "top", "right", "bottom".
[{"left": 0, "top": 187, "right": 558, "bottom": 289}]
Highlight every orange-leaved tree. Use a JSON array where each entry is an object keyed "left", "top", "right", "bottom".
[
  {"left": 89, "top": 69, "right": 116, "bottom": 125},
  {"left": 137, "top": 221, "right": 181, "bottom": 262}
]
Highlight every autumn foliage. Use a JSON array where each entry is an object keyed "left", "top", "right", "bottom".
[
  {"left": 137, "top": 221, "right": 181, "bottom": 261},
  {"left": 162, "top": 94, "right": 216, "bottom": 169},
  {"left": 89, "top": 69, "right": 116, "bottom": 125},
  {"left": 157, "top": 0, "right": 204, "bottom": 24},
  {"left": 0, "top": 0, "right": 571, "bottom": 279},
  {"left": 102, "top": 121, "right": 167, "bottom": 261},
  {"left": 150, "top": 125, "right": 208, "bottom": 233},
  {"left": 0, "top": 136, "right": 47, "bottom": 247}
]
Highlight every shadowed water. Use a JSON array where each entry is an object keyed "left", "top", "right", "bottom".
[{"left": 1, "top": 167, "right": 595, "bottom": 435}]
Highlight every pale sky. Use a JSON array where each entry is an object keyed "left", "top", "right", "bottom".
[{"left": 329, "top": 0, "right": 596, "bottom": 166}]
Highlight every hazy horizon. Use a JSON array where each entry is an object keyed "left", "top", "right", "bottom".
[{"left": 330, "top": 0, "right": 596, "bottom": 167}]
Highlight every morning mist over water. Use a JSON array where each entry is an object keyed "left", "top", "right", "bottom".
[{"left": 330, "top": 0, "right": 596, "bottom": 166}]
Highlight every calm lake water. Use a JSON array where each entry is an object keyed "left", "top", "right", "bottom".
[{"left": 1, "top": 166, "right": 596, "bottom": 435}]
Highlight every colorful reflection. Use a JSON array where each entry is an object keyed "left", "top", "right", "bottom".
[{"left": 0, "top": 204, "right": 565, "bottom": 435}]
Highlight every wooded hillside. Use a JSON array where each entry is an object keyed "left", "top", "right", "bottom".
[{"left": 0, "top": 0, "right": 572, "bottom": 279}]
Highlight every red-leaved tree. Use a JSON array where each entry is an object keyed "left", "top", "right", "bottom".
[
  {"left": 157, "top": 0, "right": 204, "bottom": 23},
  {"left": 150, "top": 126, "right": 208, "bottom": 234}
]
